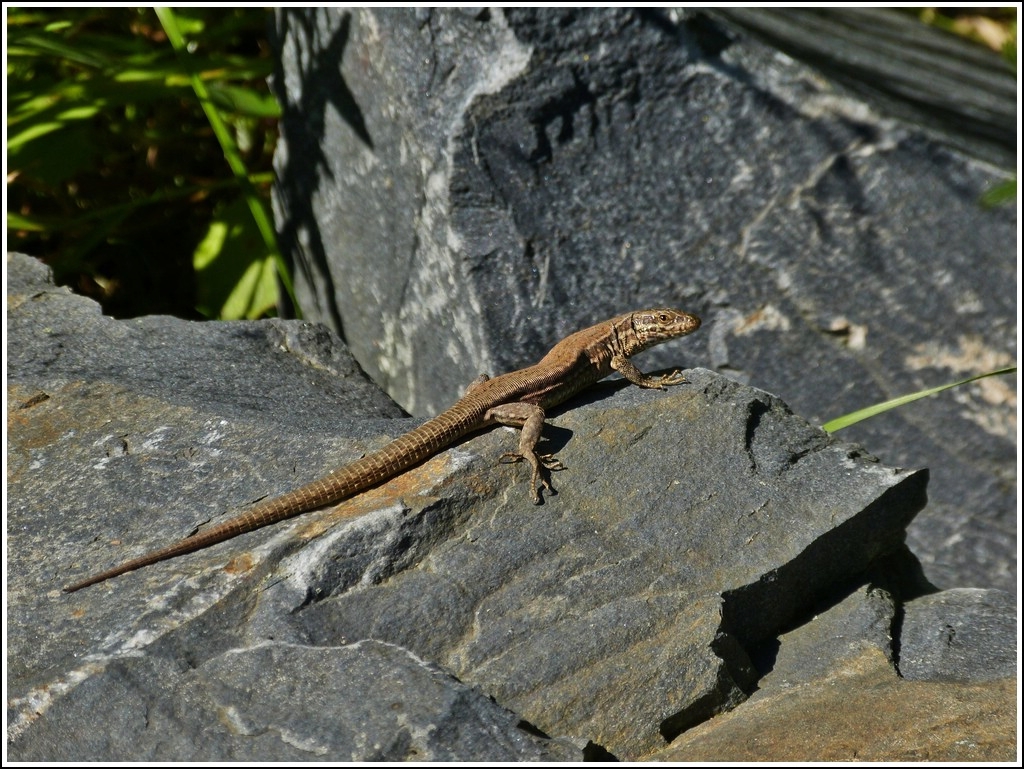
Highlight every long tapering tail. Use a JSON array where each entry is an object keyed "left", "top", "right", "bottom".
[{"left": 64, "top": 406, "right": 485, "bottom": 592}]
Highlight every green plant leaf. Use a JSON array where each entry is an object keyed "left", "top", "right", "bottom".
[
  {"left": 7, "top": 120, "right": 67, "bottom": 150},
  {"left": 981, "top": 178, "right": 1017, "bottom": 207},
  {"left": 1001, "top": 19, "right": 1016, "bottom": 70},
  {"left": 7, "top": 32, "right": 113, "bottom": 68},
  {"left": 822, "top": 367, "right": 1017, "bottom": 433},
  {"left": 7, "top": 7, "right": 286, "bottom": 318},
  {"left": 7, "top": 122, "right": 98, "bottom": 186},
  {"left": 193, "top": 198, "right": 279, "bottom": 319},
  {"left": 206, "top": 83, "right": 282, "bottom": 118},
  {"left": 6, "top": 211, "right": 48, "bottom": 232},
  {"left": 156, "top": 5, "right": 295, "bottom": 313}
]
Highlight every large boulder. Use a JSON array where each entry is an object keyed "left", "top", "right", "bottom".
[
  {"left": 8, "top": 252, "right": 943, "bottom": 759},
  {"left": 270, "top": 8, "right": 1016, "bottom": 595}
]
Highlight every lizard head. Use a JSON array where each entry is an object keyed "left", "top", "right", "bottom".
[{"left": 629, "top": 308, "right": 702, "bottom": 352}]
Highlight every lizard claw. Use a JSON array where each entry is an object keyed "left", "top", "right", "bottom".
[
  {"left": 499, "top": 451, "right": 560, "bottom": 503},
  {"left": 499, "top": 451, "right": 562, "bottom": 468},
  {"left": 533, "top": 474, "right": 556, "bottom": 504},
  {"left": 499, "top": 451, "right": 523, "bottom": 465},
  {"left": 537, "top": 453, "right": 566, "bottom": 471},
  {"left": 656, "top": 369, "right": 688, "bottom": 388}
]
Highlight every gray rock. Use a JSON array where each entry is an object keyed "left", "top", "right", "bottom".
[
  {"left": 753, "top": 583, "right": 901, "bottom": 689},
  {"left": 653, "top": 646, "right": 1015, "bottom": 762},
  {"left": 652, "top": 580, "right": 1017, "bottom": 762},
  {"left": 898, "top": 588, "right": 1017, "bottom": 682},
  {"left": 279, "top": 373, "right": 926, "bottom": 757},
  {"left": 6, "top": 252, "right": 579, "bottom": 761},
  {"left": 269, "top": 8, "right": 1016, "bottom": 595},
  {"left": 711, "top": 7, "right": 1016, "bottom": 166},
  {"left": 10, "top": 637, "right": 581, "bottom": 761},
  {"left": 6, "top": 250, "right": 405, "bottom": 431},
  {"left": 8, "top": 252, "right": 928, "bottom": 759}
]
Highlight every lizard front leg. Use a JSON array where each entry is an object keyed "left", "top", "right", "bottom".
[
  {"left": 612, "top": 355, "right": 688, "bottom": 389},
  {"left": 484, "top": 402, "right": 564, "bottom": 504}
]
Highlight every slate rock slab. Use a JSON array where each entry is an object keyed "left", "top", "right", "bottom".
[
  {"left": 11, "top": 639, "right": 580, "bottom": 762},
  {"left": 711, "top": 7, "right": 1016, "bottom": 166},
  {"left": 7, "top": 253, "right": 929, "bottom": 760},
  {"left": 654, "top": 583, "right": 1016, "bottom": 761},
  {"left": 898, "top": 588, "right": 1017, "bottom": 682},
  {"left": 270, "top": 7, "right": 1016, "bottom": 596},
  {"left": 280, "top": 379, "right": 927, "bottom": 757},
  {"left": 6, "top": 247, "right": 406, "bottom": 431},
  {"left": 7, "top": 252, "right": 580, "bottom": 761},
  {"left": 655, "top": 647, "right": 1015, "bottom": 762}
]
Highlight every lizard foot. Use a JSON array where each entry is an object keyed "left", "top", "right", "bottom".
[
  {"left": 499, "top": 451, "right": 561, "bottom": 504},
  {"left": 648, "top": 369, "right": 688, "bottom": 389},
  {"left": 499, "top": 452, "right": 565, "bottom": 471}
]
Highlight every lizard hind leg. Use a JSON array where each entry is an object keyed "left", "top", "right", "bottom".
[
  {"left": 463, "top": 374, "right": 490, "bottom": 395},
  {"left": 485, "top": 402, "right": 562, "bottom": 504}
]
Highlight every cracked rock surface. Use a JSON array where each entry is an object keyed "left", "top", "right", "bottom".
[
  {"left": 654, "top": 583, "right": 1016, "bottom": 762},
  {"left": 6, "top": 252, "right": 962, "bottom": 760},
  {"left": 271, "top": 8, "right": 1015, "bottom": 596}
]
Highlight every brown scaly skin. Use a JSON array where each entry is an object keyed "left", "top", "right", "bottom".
[{"left": 64, "top": 308, "right": 701, "bottom": 592}]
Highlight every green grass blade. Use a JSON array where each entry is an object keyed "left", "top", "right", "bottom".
[
  {"left": 154, "top": 6, "right": 296, "bottom": 315},
  {"left": 981, "top": 178, "right": 1016, "bottom": 207},
  {"left": 822, "top": 367, "right": 1017, "bottom": 434}
]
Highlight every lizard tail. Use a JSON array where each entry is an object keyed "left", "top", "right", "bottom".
[
  {"left": 63, "top": 407, "right": 487, "bottom": 593},
  {"left": 63, "top": 535, "right": 219, "bottom": 592},
  {"left": 62, "top": 472, "right": 375, "bottom": 593}
]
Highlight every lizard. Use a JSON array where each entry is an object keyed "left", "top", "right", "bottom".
[{"left": 63, "top": 307, "right": 701, "bottom": 592}]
